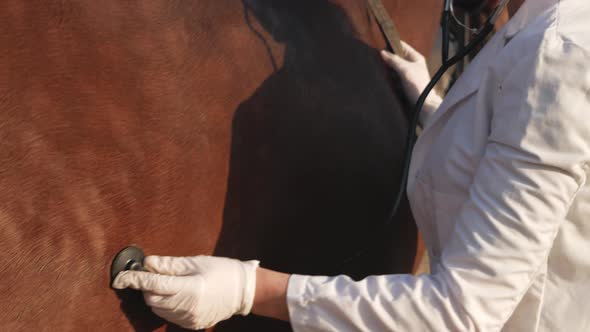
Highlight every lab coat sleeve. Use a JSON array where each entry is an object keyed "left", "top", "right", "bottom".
[{"left": 286, "top": 37, "right": 590, "bottom": 331}]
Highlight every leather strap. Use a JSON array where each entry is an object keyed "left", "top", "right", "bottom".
[{"left": 367, "top": 0, "right": 405, "bottom": 56}]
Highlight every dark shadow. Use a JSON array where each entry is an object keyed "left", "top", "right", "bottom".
[
  {"left": 214, "top": 1, "right": 417, "bottom": 331},
  {"left": 114, "top": 289, "right": 166, "bottom": 332},
  {"left": 115, "top": 289, "right": 194, "bottom": 332}
]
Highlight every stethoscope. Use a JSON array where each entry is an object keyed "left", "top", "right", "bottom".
[
  {"left": 387, "top": 0, "right": 512, "bottom": 224},
  {"left": 112, "top": 1, "right": 514, "bottom": 277},
  {"left": 337, "top": 0, "right": 512, "bottom": 270}
]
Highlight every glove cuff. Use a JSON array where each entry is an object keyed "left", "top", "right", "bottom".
[
  {"left": 420, "top": 93, "right": 444, "bottom": 127},
  {"left": 237, "top": 260, "right": 260, "bottom": 316}
]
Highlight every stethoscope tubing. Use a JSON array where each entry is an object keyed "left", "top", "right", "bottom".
[{"left": 333, "top": 0, "right": 509, "bottom": 272}]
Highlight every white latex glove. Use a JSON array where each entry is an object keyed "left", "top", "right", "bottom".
[
  {"left": 112, "top": 255, "right": 260, "bottom": 330},
  {"left": 381, "top": 41, "right": 443, "bottom": 126}
]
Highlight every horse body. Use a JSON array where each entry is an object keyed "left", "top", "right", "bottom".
[{"left": 0, "top": 1, "right": 441, "bottom": 330}]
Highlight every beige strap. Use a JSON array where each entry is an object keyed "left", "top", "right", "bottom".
[{"left": 367, "top": 0, "right": 405, "bottom": 56}]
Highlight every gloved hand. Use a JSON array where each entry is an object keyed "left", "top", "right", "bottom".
[
  {"left": 112, "top": 255, "right": 260, "bottom": 330},
  {"left": 381, "top": 41, "right": 443, "bottom": 126}
]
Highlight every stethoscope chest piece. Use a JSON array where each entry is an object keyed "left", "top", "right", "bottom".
[{"left": 110, "top": 245, "right": 146, "bottom": 288}]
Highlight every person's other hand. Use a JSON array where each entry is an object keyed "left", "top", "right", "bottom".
[
  {"left": 381, "top": 41, "right": 443, "bottom": 108},
  {"left": 113, "top": 255, "right": 259, "bottom": 330}
]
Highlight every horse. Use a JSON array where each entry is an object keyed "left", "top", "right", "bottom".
[{"left": 0, "top": 1, "right": 441, "bottom": 331}]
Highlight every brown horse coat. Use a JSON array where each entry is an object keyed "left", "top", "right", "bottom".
[{"left": 0, "top": 1, "right": 441, "bottom": 331}]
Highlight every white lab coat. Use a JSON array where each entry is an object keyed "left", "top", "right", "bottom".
[{"left": 287, "top": 0, "right": 590, "bottom": 330}]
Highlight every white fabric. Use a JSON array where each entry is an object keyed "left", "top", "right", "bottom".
[
  {"left": 287, "top": 0, "right": 590, "bottom": 331},
  {"left": 112, "top": 256, "right": 259, "bottom": 330},
  {"left": 380, "top": 42, "right": 443, "bottom": 127}
]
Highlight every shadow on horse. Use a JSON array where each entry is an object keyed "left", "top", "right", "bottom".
[{"left": 0, "top": 1, "right": 441, "bottom": 331}]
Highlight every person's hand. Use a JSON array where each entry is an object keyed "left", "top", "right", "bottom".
[
  {"left": 381, "top": 41, "right": 443, "bottom": 111},
  {"left": 112, "top": 255, "right": 259, "bottom": 330}
]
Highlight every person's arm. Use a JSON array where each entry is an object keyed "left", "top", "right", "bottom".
[{"left": 251, "top": 268, "right": 290, "bottom": 321}]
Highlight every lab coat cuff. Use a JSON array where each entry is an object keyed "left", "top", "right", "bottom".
[{"left": 287, "top": 274, "right": 313, "bottom": 332}]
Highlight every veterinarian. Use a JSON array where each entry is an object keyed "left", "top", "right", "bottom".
[{"left": 114, "top": 0, "right": 590, "bottom": 330}]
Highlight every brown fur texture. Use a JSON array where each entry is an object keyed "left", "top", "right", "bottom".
[{"left": 0, "top": 1, "right": 441, "bottom": 331}]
